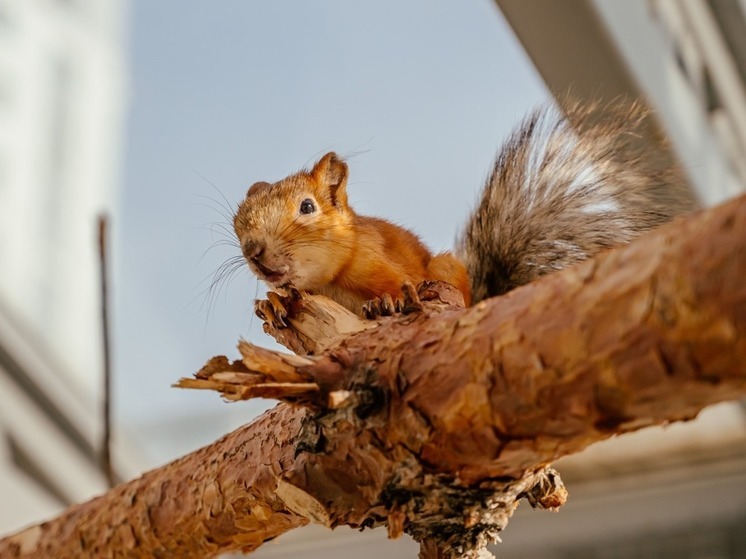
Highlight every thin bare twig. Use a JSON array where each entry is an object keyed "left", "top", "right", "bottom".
[{"left": 97, "top": 214, "right": 116, "bottom": 488}]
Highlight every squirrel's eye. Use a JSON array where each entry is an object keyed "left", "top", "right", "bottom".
[{"left": 300, "top": 198, "right": 316, "bottom": 215}]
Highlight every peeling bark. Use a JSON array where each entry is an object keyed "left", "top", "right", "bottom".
[{"left": 1, "top": 194, "right": 745, "bottom": 558}]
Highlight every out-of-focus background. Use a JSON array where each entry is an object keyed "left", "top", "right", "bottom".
[{"left": 1, "top": 0, "right": 745, "bottom": 557}]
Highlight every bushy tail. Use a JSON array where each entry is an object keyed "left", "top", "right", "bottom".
[{"left": 458, "top": 102, "right": 697, "bottom": 303}]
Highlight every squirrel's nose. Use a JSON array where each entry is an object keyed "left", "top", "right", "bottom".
[{"left": 245, "top": 240, "right": 265, "bottom": 263}]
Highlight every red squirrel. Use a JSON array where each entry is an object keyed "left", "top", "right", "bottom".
[
  {"left": 234, "top": 103, "right": 695, "bottom": 314},
  {"left": 233, "top": 152, "right": 471, "bottom": 314}
]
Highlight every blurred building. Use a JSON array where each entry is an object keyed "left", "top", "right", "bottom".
[
  {"left": 496, "top": 0, "right": 746, "bottom": 206},
  {"left": 0, "top": 0, "right": 138, "bottom": 534}
]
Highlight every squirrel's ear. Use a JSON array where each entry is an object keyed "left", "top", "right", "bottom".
[
  {"left": 311, "top": 152, "right": 348, "bottom": 207},
  {"left": 247, "top": 181, "right": 271, "bottom": 198}
]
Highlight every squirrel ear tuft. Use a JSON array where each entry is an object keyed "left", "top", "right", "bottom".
[
  {"left": 247, "top": 181, "right": 271, "bottom": 198},
  {"left": 311, "top": 152, "right": 348, "bottom": 207}
]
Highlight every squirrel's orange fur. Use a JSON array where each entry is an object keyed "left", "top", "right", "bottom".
[{"left": 233, "top": 152, "right": 471, "bottom": 314}]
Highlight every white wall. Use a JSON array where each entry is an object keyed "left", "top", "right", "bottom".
[{"left": 0, "top": 0, "right": 128, "bottom": 399}]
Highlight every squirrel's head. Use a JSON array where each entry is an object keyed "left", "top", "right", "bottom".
[{"left": 233, "top": 152, "right": 355, "bottom": 291}]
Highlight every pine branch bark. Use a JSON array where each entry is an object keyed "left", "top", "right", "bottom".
[{"left": 2, "top": 194, "right": 745, "bottom": 559}]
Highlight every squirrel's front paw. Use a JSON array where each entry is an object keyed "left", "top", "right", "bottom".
[
  {"left": 255, "top": 289, "right": 297, "bottom": 329},
  {"left": 362, "top": 292, "right": 397, "bottom": 320},
  {"left": 362, "top": 282, "right": 424, "bottom": 320}
]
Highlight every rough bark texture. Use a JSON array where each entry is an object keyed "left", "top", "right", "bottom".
[
  {"left": 1, "top": 406, "right": 311, "bottom": 558},
  {"left": 1, "top": 193, "right": 745, "bottom": 558}
]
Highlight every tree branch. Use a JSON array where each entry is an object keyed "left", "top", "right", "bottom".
[{"left": 2, "top": 194, "right": 745, "bottom": 559}]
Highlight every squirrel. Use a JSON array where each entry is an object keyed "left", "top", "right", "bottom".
[{"left": 233, "top": 102, "right": 695, "bottom": 314}]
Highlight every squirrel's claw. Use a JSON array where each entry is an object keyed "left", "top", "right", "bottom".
[
  {"left": 266, "top": 291, "right": 289, "bottom": 323},
  {"left": 398, "top": 282, "right": 424, "bottom": 314},
  {"left": 362, "top": 282, "right": 425, "bottom": 320},
  {"left": 362, "top": 292, "right": 396, "bottom": 320},
  {"left": 255, "top": 299, "right": 286, "bottom": 329},
  {"left": 255, "top": 290, "right": 291, "bottom": 329},
  {"left": 362, "top": 298, "right": 383, "bottom": 320}
]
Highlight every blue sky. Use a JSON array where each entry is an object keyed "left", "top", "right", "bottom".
[{"left": 115, "top": 0, "right": 548, "bottom": 464}]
